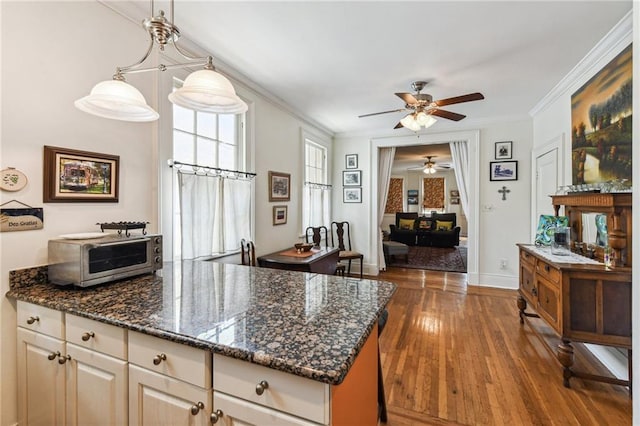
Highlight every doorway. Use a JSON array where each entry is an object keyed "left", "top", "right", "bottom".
[{"left": 370, "top": 129, "right": 481, "bottom": 284}]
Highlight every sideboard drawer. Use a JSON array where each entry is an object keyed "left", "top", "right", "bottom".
[
  {"left": 66, "top": 314, "right": 127, "bottom": 360},
  {"left": 520, "top": 249, "right": 535, "bottom": 267},
  {"left": 129, "top": 331, "right": 212, "bottom": 388},
  {"left": 536, "top": 259, "right": 560, "bottom": 284},
  {"left": 537, "top": 276, "right": 561, "bottom": 332},
  {"left": 17, "top": 301, "right": 64, "bottom": 339},
  {"left": 213, "top": 354, "right": 329, "bottom": 424}
]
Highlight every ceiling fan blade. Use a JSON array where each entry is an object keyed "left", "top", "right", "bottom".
[
  {"left": 393, "top": 122, "right": 404, "bottom": 129},
  {"left": 430, "top": 109, "right": 466, "bottom": 121},
  {"left": 358, "top": 108, "right": 406, "bottom": 118},
  {"left": 395, "top": 92, "right": 418, "bottom": 105},
  {"left": 433, "top": 92, "right": 484, "bottom": 107}
]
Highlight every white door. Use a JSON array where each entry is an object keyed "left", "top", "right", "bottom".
[{"left": 532, "top": 135, "right": 563, "bottom": 239}]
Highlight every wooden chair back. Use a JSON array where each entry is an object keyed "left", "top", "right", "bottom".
[
  {"left": 330, "top": 221, "right": 352, "bottom": 251},
  {"left": 240, "top": 239, "right": 256, "bottom": 266},
  {"left": 305, "top": 226, "right": 329, "bottom": 248}
]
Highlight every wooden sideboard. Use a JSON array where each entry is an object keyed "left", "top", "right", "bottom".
[{"left": 518, "top": 192, "right": 632, "bottom": 391}]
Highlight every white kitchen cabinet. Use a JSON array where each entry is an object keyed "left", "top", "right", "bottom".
[
  {"left": 17, "top": 327, "right": 66, "bottom": 426},
  {"left": 128, "top": 331, "right": 213, "bottom": 426},
  {"left": 129, "top": 364, "right": 212, "bottom": 426},
  {"left": 212, "top": 392, "right": 320, "bottom": 426}
]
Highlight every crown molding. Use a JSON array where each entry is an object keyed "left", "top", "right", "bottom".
[
  {"left": 97, "top": 1, "right": 334, "bottom": 138},
  {"left": 529, "top": 10, "right": 632, "bottom": 117}
]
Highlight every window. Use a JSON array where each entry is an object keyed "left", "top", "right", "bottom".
[
  {"left": 302, "top": 138, "right": 330, "bottom": 234},
  {"left": 172, "top": 82, "right": 249, "bottom": 260}
]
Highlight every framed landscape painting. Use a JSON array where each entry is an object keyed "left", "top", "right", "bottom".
[
  {"left": 43, "top": 145, "right": 119, "bottom": 202},
  {"left": 268, "top": 171, "right": 291, "bottom": 202},
  {"left": 570, "top": 43, "right": 632, "bottom": 185},
  {"left": 489, "top": 161, "right": 518, "bottom": 181}
]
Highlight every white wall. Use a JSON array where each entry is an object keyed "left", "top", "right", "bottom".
[
  {"left": 333, "top": 118, "right": 532, "bottom": 288},
  {"left": 530, "top": 10, "right": 633, "bottom": 397}
]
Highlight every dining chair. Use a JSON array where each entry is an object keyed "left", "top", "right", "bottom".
[
  {"left": 240, "top": 239, "right": 256, "bottom": 266},
  {"left": 330, "top": 221, "right": 363, "bottom": 278},
  {"left": 305, "top": 226, "right": 345, "bottom": 276}
]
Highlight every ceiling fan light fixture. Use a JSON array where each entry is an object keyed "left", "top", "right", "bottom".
[
  {"left": 400, "top": 114, "right": 421, "bottom": 131},
  {"left": 416, "top": 111, "right": 437, "bottom": 128},
  {"left": 168, "top": 69, "right": 248, "bottom": 113},
  {"left": 74, "top": 79, "right": 159, "bottom": 122},
  {"left": 423, "top": 166, "right": 436, "bottom": 174}
]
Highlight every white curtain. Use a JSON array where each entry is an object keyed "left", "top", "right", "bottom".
[
  {"left": 178, "top": 172, "right": 251, "bottom": 259},
  {"left": 377, "top": 147, "right": 396, "bottom": 270},
  {"left": 304, "top": 185, "right": 331, "bottom": 227},
  {"left": 449, "top": 141, "right": 470, "bottom": 219}
]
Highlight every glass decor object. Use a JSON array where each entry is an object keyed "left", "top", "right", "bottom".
[
  {"left": 551, "top": 226, "right": 571, "bottom": 256},
  {"left": 534, "top": 215, "right": 569, "bottom": 246}
]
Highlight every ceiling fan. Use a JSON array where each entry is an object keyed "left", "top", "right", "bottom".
[
  {"left": 359, "top": 81, "right": 484, "bottom": 131},
  {"left": 407, "top": 156, "right": 452, "bottom": 174}
]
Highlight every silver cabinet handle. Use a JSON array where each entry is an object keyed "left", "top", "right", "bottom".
[
  {"left": 190, "top": 401, "right": 205, "bottom": 416},
  {"left": 255, "top": 380, "right": 269, "bottom": 395},
  {"left": 26, "top": 316, "right": 39, "bottom": 325},
  {"left": 210, "top": 409, "right": 223, "bottom": 424},
  {"left": 58, "top": 354, "right": 71, "bottom": 364},
  {"left": 81, "top": 331, "right": 95, "bottom": 341},
  {"left": 153, "top": 353, "right": 167, "bottom": 365}
]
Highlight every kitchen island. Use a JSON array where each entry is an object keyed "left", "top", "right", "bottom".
[{"left": 7, "top": 260, "right": 396, "bottom": 425}]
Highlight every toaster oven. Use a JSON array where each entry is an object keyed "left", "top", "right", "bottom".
[{"left": 48, "top": 234, "right": 162, "bottom": 287}]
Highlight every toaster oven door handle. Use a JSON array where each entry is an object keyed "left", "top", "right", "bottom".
[{"left": 86, "top": 238, "right": 151, "bottom": 249}]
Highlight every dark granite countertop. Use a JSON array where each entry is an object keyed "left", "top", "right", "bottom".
[{"left": 7, "top": 260, "right": 396, "bottom": 385}]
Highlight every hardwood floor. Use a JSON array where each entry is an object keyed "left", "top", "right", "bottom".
[{"left": 372, "top": 267, "right": 631, "bottom": 425}]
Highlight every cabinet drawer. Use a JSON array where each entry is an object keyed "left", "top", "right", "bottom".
[
  {"left": 128, "top": 331, "right": 211, "bottom": 388},
  {"left": 519, "top": 260, "right": 535, "bottom": 302},
  {"left": 520, "top": 249, "right": 535, "bottom": 267},
  {"left": 537, "top": 276, "right": 561, "bottom": 332},
  {"left": 213, "top": 392, "right": 320, "bottom": 426},
  {"left": 536, "top": 259, "right": 560, "bottom": 284},
  {"left": 17, "top": 301, "right": 64, "bottom": 339},
  {"left": 66, "top": 314, "right": 127, "bottom": 360},
  {"left": 213, "top": 354, "right": 328, "bottom": 424}
]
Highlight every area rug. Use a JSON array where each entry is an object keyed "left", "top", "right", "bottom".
[{"left": 387, "top": 245, "right": 467, "bottom": 273}]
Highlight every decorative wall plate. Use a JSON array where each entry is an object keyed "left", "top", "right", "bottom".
[{"left": 0, "top": 168, "right": 28, "bottom": 192}]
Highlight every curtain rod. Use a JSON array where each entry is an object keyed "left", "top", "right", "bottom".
[
  {"left": 169, "top": 160, "right": 256, "bottom": 179},
  {"left": 304, "top": 181, "right": 332, "bottom": 189}
]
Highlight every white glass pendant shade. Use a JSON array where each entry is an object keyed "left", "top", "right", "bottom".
[
  {"left": 423, "top": 166, "right": 436, "bottom": 174},
  {"left": 416, "top": 111, "right": 437, "bottom": 128},
  {"left": 169, "top": 69, "right": 248, "bottom": 114},
  {"left": 74, "top": 80, "right": 159, "bottom": 122},
  {"left": 400, "top": 114, "right": 420, "bottom": 131}
]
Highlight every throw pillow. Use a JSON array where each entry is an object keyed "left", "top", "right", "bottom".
[
  {"left": 418, "top": 219, "right": 431, "bottom": 229},
  {"left": 398, "top": 218, "right": 415, "bottom": 230},
  {"left": 436, "top": 220, "right": 453, "bottom": 231}
]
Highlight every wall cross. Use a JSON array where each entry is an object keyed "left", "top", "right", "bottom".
[{"left": 498, "top": 186, "right": 510, "bottom": 201}]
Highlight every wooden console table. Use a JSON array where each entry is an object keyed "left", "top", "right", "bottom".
[{"left": 518, "top": 192, "right": 632, "bottom": 392}]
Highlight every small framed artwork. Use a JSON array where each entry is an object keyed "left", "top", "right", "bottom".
[
  {"left": 495, "top": 141, "right": 513, "bottom": 160},
  {"left": 272, "top": 205, "right": 287, "bottom": 225},
  {"left": 450, "top": 189, "right": 459, "bottom": 197},
  {"left": 345, "top": 154, "right": 358, "bottom": 169},
  {"left": 450, "top": 197, "right": 460, "bottom": 205},
  {"left": 407, "top": 197, "right": 418, "bottom": 205},
  {"left": 343, "top": 187, "right": 362, "bottom": 203},
  {"left": 490, "top": 161, "right": 518, "bottom": 181},
  {"left": 43, "top": 145, "right": 119, "bottom": 203},
  {"left": 268, "top": 171, "right": 291, "bottom": 202},
  {"left": 343, "top": 170, "right": 361, "bottom": 186}
]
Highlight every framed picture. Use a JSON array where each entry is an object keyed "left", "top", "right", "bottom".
[
  {"left": 272, "top": 205, "right": 287, "bottom": 225},
  {"left": 345, "top": 154, "right": 358, "bottom": 169},
  {"left": 490, "top": 161, "right": 518, "bottom": 181},
  {"left": 495, "top": 141, "right": 513, "bottom": 160},
  {"left": 268, "top": 171, "right": 290, "bottom": 202},
  {"left": 450, "top": 190, "right": 459, "bottom": 197},
  {"left": 342, "top": 170, "right": 361, "bottom": 186},
  {"left": 43, "top": 145, "right": 119, "bottom": 203},
  {"left": 450, "top": 197, "right": 460, "bottom": 205},
  {"left": 407, "top": 197, "right": 418, "bottom": 205},
  {"left": 343, "top": 187, "right": 362, "bottom": 203}
]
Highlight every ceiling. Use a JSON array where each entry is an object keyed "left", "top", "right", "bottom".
[{"left": 110, "top": 1, "right": 631, "bottom": 165}]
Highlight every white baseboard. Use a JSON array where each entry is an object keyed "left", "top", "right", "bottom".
[
  {"left": 584, "top": 344, "right": 629, "bottom": 381},
  {"left": 472, "top": 273, "right": 519, "bottom": 289}
]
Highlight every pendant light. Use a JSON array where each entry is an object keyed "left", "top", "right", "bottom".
[
  {"left": 400, "top": 109, "right": 437, "bottom": 132},
  {"left": 75, "top": 0, "right": 247, "bottom": 122}
]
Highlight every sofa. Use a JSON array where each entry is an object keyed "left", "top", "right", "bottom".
[
  {"left": 389, "top": 212, "right": 418, "bottom": 246},
  {"left": 389, "top": 212, "right": 461, "bottom": 247},
  {"left": 417, "top": 213, "right": 461, "bottom": 248}
]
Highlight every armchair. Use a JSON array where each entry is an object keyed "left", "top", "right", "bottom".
[
  {"left": 389, "top": 212, "right": 418, "bottom": 246},
  {"left": 429, "top": 213, "right": 461, "bottom": 248}
]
